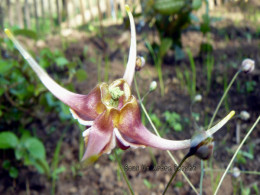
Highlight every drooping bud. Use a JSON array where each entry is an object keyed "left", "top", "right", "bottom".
[
  {"left": 149, "top": 81, "right": 157, "bottom": 92},
  {"left": 239, "top": 111, "right": 250, "bottom": 121},
  {"left": 232, "top": 167, "right": 240, "bottom": 178},
  {"left": 188, "top": 130, "right": 214, "bottom": 160},
  {"left": 135, "top": 56, "right": 145, "bottom": 71},
  {"left": 240, "top": 58, "right": 255, "bottom": 73},
  {"left": 194, "top": 94, "right": 202, "bottom": 102}
]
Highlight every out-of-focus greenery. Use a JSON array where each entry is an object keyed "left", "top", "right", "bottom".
[
  {"left": 142, "top": 0, "right": 202, "bottom": 61},
  {"left": 0, "top": 28, "right": 84, "bottom": 178}
]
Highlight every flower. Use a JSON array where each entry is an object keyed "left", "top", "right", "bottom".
[{"left": 4, "top": 6, "right": 235, "bottom": 162}]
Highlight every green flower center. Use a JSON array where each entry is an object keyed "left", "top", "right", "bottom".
[{"left": 108, "top": 86, "right": 124, "bottom": 108}]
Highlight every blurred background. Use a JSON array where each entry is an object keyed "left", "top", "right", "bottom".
[{"left": 0, "top": 0, "right": 259, "bottom": 194}]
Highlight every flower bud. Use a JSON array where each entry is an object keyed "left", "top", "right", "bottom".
[
  {"left": 241, "top": 58, "right": 255, "bottom": 73},
  {"left": 194, "top": 94, "right": 202, "bottom": 102},
  {"left": 239, "top": 111, "right": 250, "bottom": 121},
  {"left": 188, "top": 130, "right": 214, "bottom": 160},
  {"left": 135, "top": 56, "right": 145, "bottom": 71},
  {"left": 232, "top": 167, "right": 240, "bottom": 178},
  {"left": 149, "top": 81, "right": 157, "bottom": 92}
]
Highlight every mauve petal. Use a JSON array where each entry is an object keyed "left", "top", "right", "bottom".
[
  {"left": 82, "top": 111, "right": 115, "bottom": 161},
  {"left": 114, "top": 128, "right": 145, "bottom": 149},
  {"left": 5, "top": 29, "right": 105, "bottom": 120},
  {"left": 118, "top": 97, "right": 191, "bottom": 150}
]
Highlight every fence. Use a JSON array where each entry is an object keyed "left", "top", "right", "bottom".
[
  {"left": 0, "top": 0, "right": 251, "bottom": 33},
  {"left": 0, "top": 0, "right": 142, "bottom": 32}
]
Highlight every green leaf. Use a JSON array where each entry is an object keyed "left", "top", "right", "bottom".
[
  {"left": 0, "top": 88, "right": 5, "bottom": 97},
  {"left": 174, "top": 181, "right": 183, "bottom": 188},
  {"left": 159, "top": 38, "right": 172, "bottom": 58},
  {"left": 143, "top": 179, "right": 153, "bottom": 189},
  {"left": 2, "top": 160, "right": 11, "bottom": 169},
  {"left": 13, "top": 29, "right": 38, "bottom": 40},
  {"left": 174, "top": 123, "right": 182, "bottom": 131},
  {"left": 15, "top": 148, "right": 25, "bottom": 160},
  {"left": 0, "top": 60, "right": 13, "bottom": 74},
  {"left": 75, "top": 69, "right": 88, "bottom": 82},
  {"left": 24, "top": 137, "right": 46, "bottom": 160},
  {"left": 35, "top": 158, "right": 50, "bottom": 174},
  {"left": 192, "top": 0, "right": 202, "bottom": 10},
  {"left": 0, "top": 131, "right": 19, "bottom": 149},
  {"left": 175, "top": 45, "right": 185, "bottom": 61},
  {"left": 55, "top": 57, "right": 69, "bottom": 67},
  {"left": 9, "top": 167, "right": 19, "bottom": 178},
  {"left": 154, "top": 0, "right": 185, "bottom": 15}
]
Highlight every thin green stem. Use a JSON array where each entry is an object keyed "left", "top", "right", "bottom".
[
  {"left": 97, "top": 56, "right": 101, "bottom": 83},
  {"left": 163, "top": 155, "right": 189, "bottom": 195},
  {"left": 145, "top": 41, "right": 164, "bottom": 96},
  {"left": 114, "top": 150, "right": 134, "bottom": 195},
  {"left": 205, "top": 169, "right": 260, "bottom": 175},
  {"left": 134, "top": 76, "right": 199, "bottom": 195},
  {"left": 199, "top": 161, "right": 204, "bottom": 195},
  {"left": 214, "top": 115, "right": 260, "bottom": 195},
  {"left": 206, "top": 70, "right": 240, "bottom": 192},
  {"left": 208, "top": 70, "right": 241, "bottom": 129}
]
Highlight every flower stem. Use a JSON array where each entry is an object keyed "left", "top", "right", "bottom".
[
  {"left": 163, "top": 154, "right": 189, "bottom": 195},
  {"left": 199, "top": 161, "right": 204, "bottom": 195},
  {"left": 134, "top": 75, "right": 199, "bottom": 195},
  {"left": 114, "top": 149, "right": 134, "bottom": 195},
  {"left": 214, "top": 115, "right": 260, "bottom": 195},
  {"left": 207, "top": 70, "right": 241, "bottom": 129}
]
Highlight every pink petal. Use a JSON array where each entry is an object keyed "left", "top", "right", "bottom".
[
  {"left": 81, "top": 111, "right": 115, "bottom": 161},
  {"left": 114, "top": 128, "right": 145, "bottom": 149},
  {"left": 118, "top": 97, "right": 191, "bottom": 150},
  {"left": 5, "top": 29, "right": 105, "bottom": 120}
]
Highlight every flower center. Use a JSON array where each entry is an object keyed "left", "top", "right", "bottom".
[{"left": 108, "top": 86, "right": 124, "bottom": 108}]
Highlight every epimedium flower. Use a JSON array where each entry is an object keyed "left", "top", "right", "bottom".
[{"left": 5, "top": 6, "right": 235, "bottom": 162}]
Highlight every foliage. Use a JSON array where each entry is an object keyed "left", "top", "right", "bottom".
[
  {"left": 164, "top": 111, "right": 183, "bottom": 131},
  {"left": 142, "top": 0, "right": 202, "bottom": 61},
  {"left": 0, "top": 30, "right": 83, "bottom": 179},
  {"left": 0, "top": 130, "right": 49, "bottom": 177}
]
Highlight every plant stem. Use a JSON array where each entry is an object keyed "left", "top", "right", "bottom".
[
  {"left": 134, "top": 75, "right": 199, "bottom": 195},
  {"left": 207, "top": 70, "right": 241, "bottom": 129},
  {"left": 114, "top": 150, "right": 134, "bottom": 195},
  {"left": 199, "top": 160, "right": 204, "bottom": 195},
  {"left": 205, "top": 169, "right": 260, "bottom": 175},
  {"left": 163, "top": 154, "right": 189, "bottom": 195},
  {"left": 145, "top": 41, "right": 164, "bottom": 96},
  {"left": 214, "top": 115, "right": 260, "bottom": 195}
]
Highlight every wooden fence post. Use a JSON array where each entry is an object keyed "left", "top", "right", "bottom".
[
  {"left": 24, "top": 0, "right": 31, "bottom": 28},
  {"left": 113, "top": 0, "right": 118, "bottom": 22},
  {"left": 79, "top": 0, "right": 86, "bottom": 24},
  {"left": 64, "top": 0, "right": 70, "bottom": 27},
  {"left": 6, "top": 0, "right": 14, "bottom": 26},
  {"left": 97, "top": 0, "right": 104, "bottom": 37},
  {"left": 106, "top": 0, "right": 112, "bottom": 19},
  {"left": 0, "top": 4, "right": 3, "bottom": 29},
  {"left": 40, "top": 0, "right": 45, "bottom": 30},
  {"left": 48, "top": 0, "right": 53, "bottom": 30},
  {"left": 87, "top": 0, "right": 94, "bottom": 21},
  {"left": 56, "top": 0, "right": 62, "bottom": 26},
  {"left": 33, "top": 0, "right": 39, "bottom": 31},
  {"left": 119, "top": 0, "right": 126, "bottom": 18},
  {"left": 16, "top": 0, "right": 24, "bottom": 28}
]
